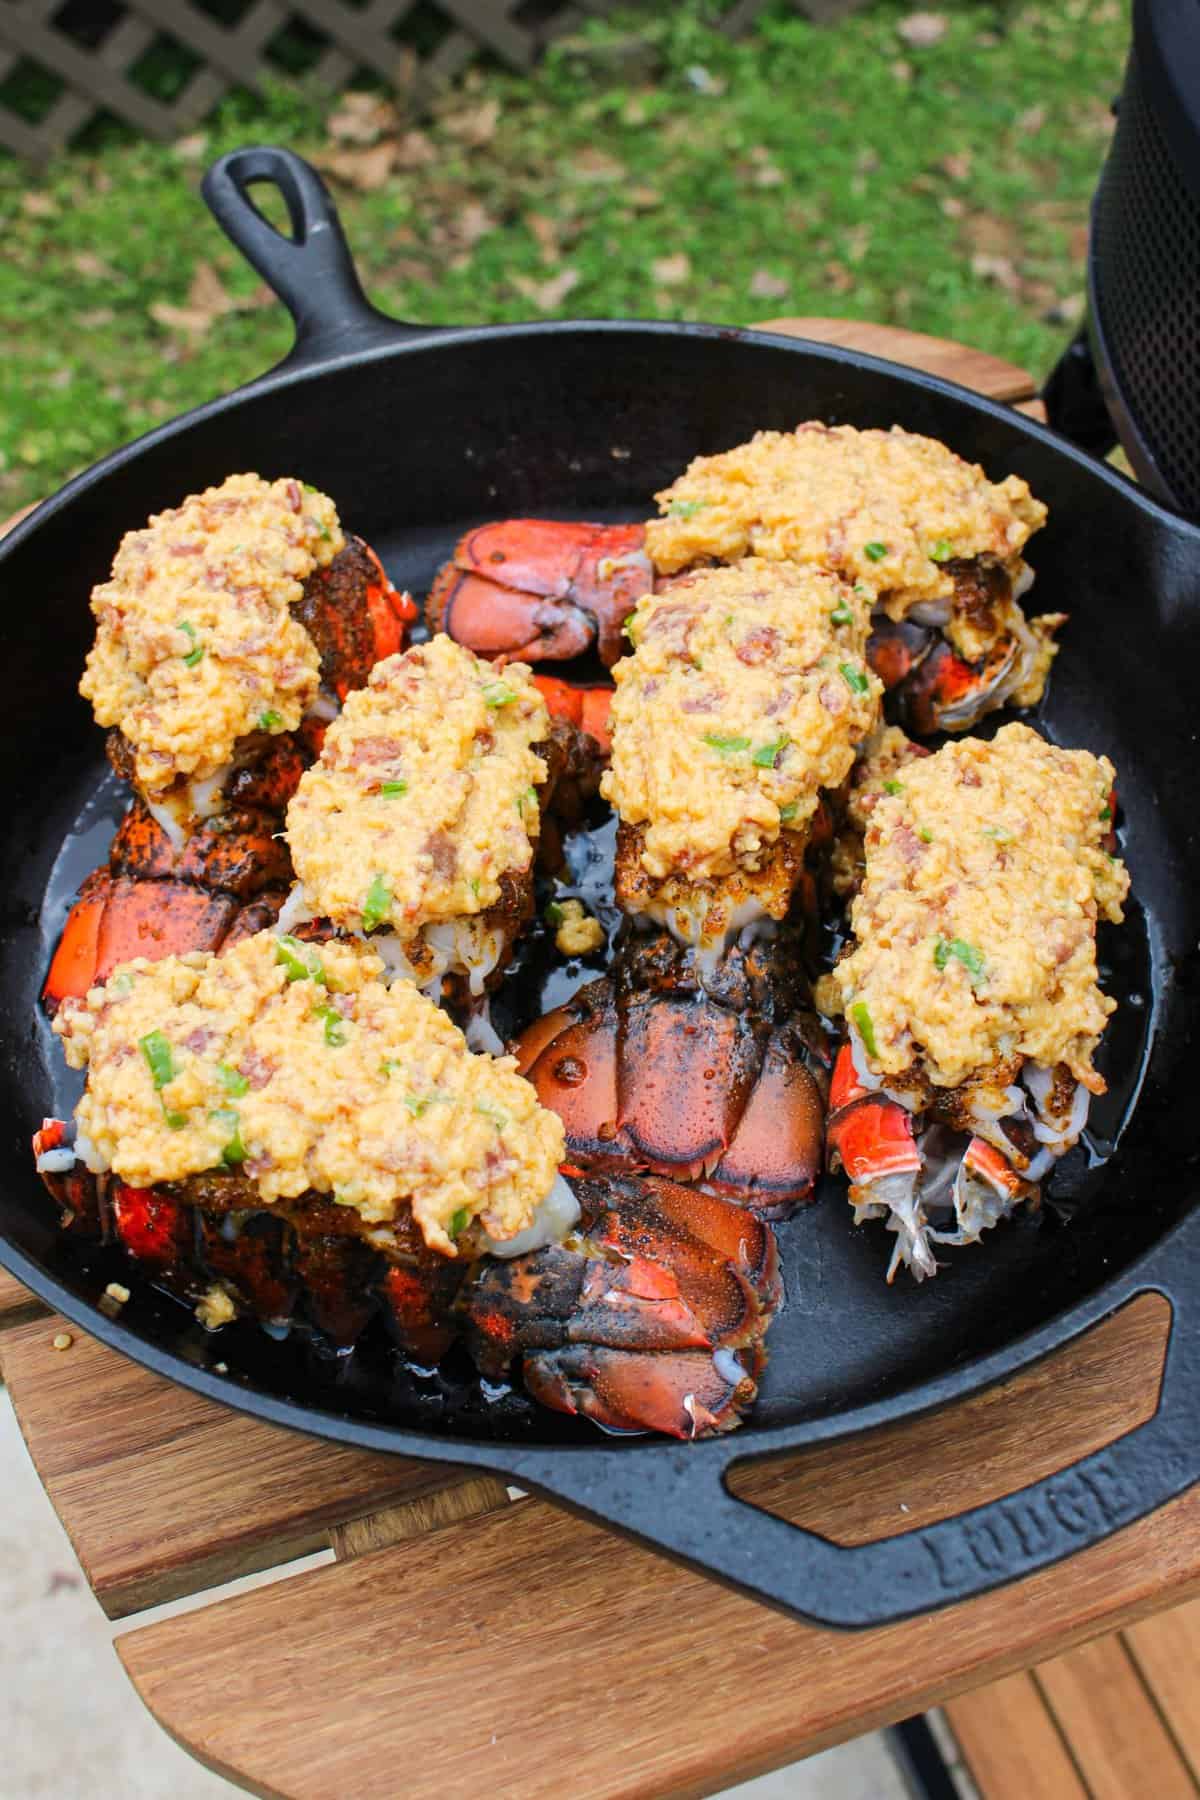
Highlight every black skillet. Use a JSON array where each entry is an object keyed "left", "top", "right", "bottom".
[{"left": 2, "top": 145, "right": 1198, "bottom": 1629}]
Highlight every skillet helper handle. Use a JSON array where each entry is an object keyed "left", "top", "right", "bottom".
[
  {"left": 202, "top": 146, "right": 422, "bottom": 366},
  {"left": 514, "top": 1234, "right": 1200, "bottom": 1629}
]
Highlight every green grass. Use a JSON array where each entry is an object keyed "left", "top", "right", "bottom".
[{"left": 0, "top": 0, "right": 1129, "bottom": 513}]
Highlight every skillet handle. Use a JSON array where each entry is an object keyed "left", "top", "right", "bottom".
[
  {"left": 202, "top": 145, "right": 431, "bottom": 367},
  {"left": 509, "top": 1224, "right": 1200, "bottom": 1628}
]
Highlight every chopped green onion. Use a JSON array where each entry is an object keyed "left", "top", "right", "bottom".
[
  {"left": 178, "top": 620, "right": 204, "bottom": 668},
  {"left": 1099, "top": 805, "right": 1112, "bottom": 822},
  {"left": 779, "top": 801, "right": 799, "bottom": 824},
  {"left": 752, "top": 735, "right": 789, "bottom": 769},
  {"left": 482, "top": 681, "right": 516, "bottom": 709},
  {"left": 863, "top": 541, "right": 889, "bottom": 562},
  {"left": 517, "top": 785, "right": 538, "bottom": 814},
  {"left": 380, "top": 1059, "right": 401, "bottom": 1079},
  {"left": 139, "top": 1030, "right": 176, "bottom": 1090},
  {"left": 216, "top": 1063, "right": 249, "bottom": 1097},
  {"left": 380, "top": 780, "right": 408, "bottom": 798},
  {"left": 667, "top": 499, "right": 707, "bottom": 519},
  {"left": 162, "top": 1106, "right": 189, "bottom": 1131},
  {"left": 403, "top": 1090, "right": 450, "bottom": 1117},
  {"left": 544, "top": 900, "right": 565, "bottom": 927},
  {"left": 883, "top": 779, "right": 904, "bottom": 797},
  {"left": 934, "top": 936, "right": 986, "bottom": 981},
  {"left": 830, "top": 604, "right": 855, "bottom": 626},
  {"left": 929, "top": 539, "right": 954, "bottom": 562},
  {"left": 849, "top": 1001, "right": 878, "bottom": 1058},
  {"left": 258, "top": 709, "right": 283, "bottom": 732},
  {"left": 275, "top": 935, "right": 326, "bottom": 984},
  {"left": 703, "top": 732, "right": 752, "bottom": 756},
  {"left": 839, "top": 662, "right": 870, "bottom": 696},
  {"left": 853, "top": 581, "right": 870, "bottom": 596},
  {"left": 448, "top": 1207, "right": 472, "bottom": 1239},
  {"left": 917, "top": 826, "right": 934, "bottom": 843},
  {"left": 210, "top": 1107, "right": 245, "bottom": 1166},
  {"left": 313, "top": 1004, "right": 348, "bottom": 1047},
  {"left": 361, "top": 874, "right": 392, "bottom": 933},
  {"left": 982, "top": 824, "right": 1012, "bottom": 842},
  {"left": 691, "top": 654, "right": 704, "bottom": 670},
  {"left": 475, "top": 1099, "right": 510, "bottom": 1128},
  {"left": 318, "top": 521, "right": 332, "bottom": 541},
  {"left": 621, "top": 617, "right": 638, "bottom": 646}
]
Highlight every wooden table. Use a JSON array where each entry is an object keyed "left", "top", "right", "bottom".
[{"left": 3, "top": 320, "right": 1198, "bottom": 1800}]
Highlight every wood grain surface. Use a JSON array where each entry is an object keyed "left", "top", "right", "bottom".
[
  {"left": 944, "top": 1670, "right": 1089, "bottom": 1800},
  {"left": 0, "top": 1312, "right": 484, "bottom": 1616},
  {"left": 0, "top": 1265, "right": 44, "bottom": 1328},
  {"left": 756, "top": 316, "right": 1039, "bottom": 401}
]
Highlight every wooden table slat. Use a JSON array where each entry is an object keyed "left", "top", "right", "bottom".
[
  {"left": 756, "top": 316, "right": 1039, "bottom": 402},
  {"left": 0, "top": 1315, "right": 475, "bottom": 1617},
  {"left": 0, "top": 1266, "right": 45, "bottom": 1330},
  {"left": 117, "top": 1475, "right": 1200, "bottom": 1800},
  {"left": 1033, "top": 1635, "right": 1198, "bottom": 1800},
  {"left": 1123, "top": 1598, "right": 1200, "bottom": 1784},
  {"left": 944, "top": 1670, "right": 1089, "bottom": 1800}
]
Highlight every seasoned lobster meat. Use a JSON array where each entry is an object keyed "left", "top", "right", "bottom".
[
  {"left": 282, "top": 634, "right": 599, "bottom": 1010},
  {"left": 43, "top": 475, "right": 415, "bottom": 1011},
  {"left": 824, "top": 723, "right": 1129, "bottom": 1278}
]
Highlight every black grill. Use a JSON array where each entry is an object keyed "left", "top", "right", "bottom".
[
  {"left": 1044, "top": 1, "right": 1200, "bottom": 519},
  {"left": 1092, "top": 48, "right": 1200, "bottom": 510}
]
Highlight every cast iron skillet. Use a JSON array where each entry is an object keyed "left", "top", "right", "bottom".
[{"left": 2, "top": 146, "right": 1198, "bottom": 1630}]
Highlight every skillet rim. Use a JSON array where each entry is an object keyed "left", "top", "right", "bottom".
[{"left": 1, "top": 312, "right": 1195, "bottom": 1473}]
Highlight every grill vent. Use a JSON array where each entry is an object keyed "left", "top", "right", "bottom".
[{"left": 1092, "top": 51, "right": 1200, "bottom": 512}]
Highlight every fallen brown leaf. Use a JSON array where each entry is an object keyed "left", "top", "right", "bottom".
[
  {"left": 511, "top": 267, "right": 580, "bottom": 311},
  {"left": 749, "top": 269, "right": 790, "bottom": 300},
  {"left": 652, "top": 252, "right": 691, "bottom": 286},
  {"left": 71, "top": 251, "right": 115, "bottom": 281},
  {"left": 441, "top": 98, "right": 500, "bottom": 146},
  {"left": 569, "top": 148, "right": 626, "bottom": 182},
  {"left": 526, "top": 212, "right": 561, "bottom": 262},
  {"left": 897, "top": 11, "right": 947, "bottom": 47},
  {"left": 891, "top": 59, "right": 914, "bottom": 83},
  {"left": 173, "top": 132, "right": 208, "bottom": 163},
  {"left": 628, "top": 186, "right": 663, "bottom": 210},
  {"left": 754, "top": 164, "right": 785, "bottom": 189},
  {"left": 328, "top": 92, "right": 394, "bottom": 145},
  {"left": 940, "top": 195, "right": 966, "bottom": 218},
  {"left": 21, "top": 192, "right": 57, "bottom": 218},
  {"left": 823, "top": 261, "right": 854, "bottom": 296},
  {"left": 940, "top": 151, "right": 972, "bottom": 182},
  {"left": 970, "top": 251, "right": 1021, "bottom": 293},
  {"left": 319, "top": 142, "right": 396, "bottom": 192},
  {"left": 1017, "top": 104, "right": 1047, "bottom": 135},
  {"left": 453, "top": 201, "right": 498, "bottom": 249},
  {"left": 77, "top": 308, "right": 116, "bottom": 328},
  {"left": 394, "top": 130, "right": 437, "bottom": 170}
]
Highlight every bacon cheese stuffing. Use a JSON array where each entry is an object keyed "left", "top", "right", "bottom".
[
  {"left": 80, "top": 473, "right": 343, "bottom": 793},
  {"left": 833, "top": 724, "right": 1129, "bottom": 1093},
  {"left": 645, "top": 422, "right": 1047, "bottom": 653},
  {"left": 601, "top": 559, "right": 881, "bottom": 884},
  {"left": 285, "top": 634, "right": 550, "bottom": 938},
  {"left": 53, "top": 932, "right": 565, "bottom": 1256}
]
